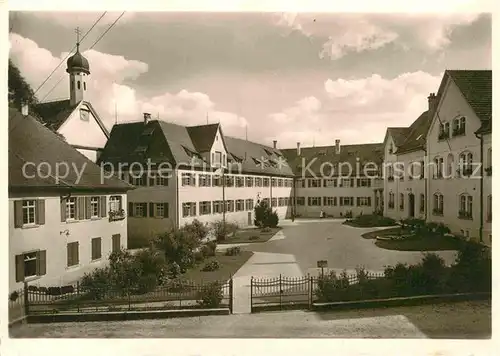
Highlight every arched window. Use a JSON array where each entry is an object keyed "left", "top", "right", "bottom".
[
  {"left": 433, "top": 193, "right": 443, "bottom": 215},
  {"left": 459, "top": 151, "right": 473, "bottom": 176},
  {"left": 399, "top": 193, "right": 404, "bottom": 210},
  {"left": 388, "top": 192, "right": 395, "bottom": 209},
  {"left": 420, "top": 194, "right": 425, "bottom": 213},
  {"left": 77, "top": 81, "right": 81, "bottom": 90},
  {"left": 446, "top": 153, "right": 454, "bottom": 178},
  {"left": 434, "top": 156, "right": 443, "bottom": 178},
  {"left": 387, "top": 165, "right": 394, "bottom": 180},
  {"left": 458, "top": 193, "right": 473, "bottom": 219},
  {"left": 452, "top": 116, "right": 466, "bottom": 136}
]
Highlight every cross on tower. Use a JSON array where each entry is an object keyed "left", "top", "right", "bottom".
[{"left": 75, "top": 27, "right": 82, "bottom": 45}]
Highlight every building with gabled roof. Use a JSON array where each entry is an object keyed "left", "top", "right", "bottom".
[
  {"left": 98, "top": 114, "right": 294, "bottom": 246},
  {"left": 9, "top": 107, "right": 134, "bottom": 293}
]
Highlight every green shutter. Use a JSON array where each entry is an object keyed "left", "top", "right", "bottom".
[
  {"left": 37, "top": 250, "right": 46, "bottom": 276},
  {"left": 149, "top": 203, "right": 155, "bottom": 218},
  {"left": 368, "top": 197, "right": 372, "bottom": 206},
  {"left": 36, "top": 199, "right": 45, "bottom": 225},
  {"left": 128, "top": 202, "right": 134, "bottom": 217},
  {"left": 85, "top": 197, "right": 91, "bottom": 219},
  {"left": 163, "top": 203, "right": 169, "bottom": 218},
  {"left": 67, "top": 243, "right": 72, "bottom": 266},
  {"left": 15, "top": 254, "right": 24, "bottom": 282},
  {"left": 60, "top": 198, "right": 66, "bottom": 222},
  {"left": 14, "top": 200, "right": 23, "bottom": 228},
  {"left": 100, "top": 196, "right": 107, "bottom": 217},
  {"left": 142, "top": 203, "right": 148, "bottom": 217},
  {"left": 77, "top": 197, "right": 85, "bottom": 220}
]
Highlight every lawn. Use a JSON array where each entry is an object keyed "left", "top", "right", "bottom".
[
  {"left": 183, "top": 250, "right": 253, "bottom": 283},
  {"left": 362, "top": 227, "right": 464, "bottom": 251},
  {"left": 343, "top": 214, "right": 398, "bottom": 228},
  {"left": 218, "top": 227, "right": 281, "bottom": 244}
]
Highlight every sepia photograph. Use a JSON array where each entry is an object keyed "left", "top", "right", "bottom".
[{"left": 6, "top": 5, "right": 492, "bottom": 343}]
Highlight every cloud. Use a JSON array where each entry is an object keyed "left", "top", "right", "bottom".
[
  {"left": 9, "top": 33, "right": 247, "bottom": 136},
  {"left": 28, "top": 12, "right": 136, "bottom": 28},
  {"left": 275, "top": 13, "right": 482, "bottom": 60},
  {"left": 268, "top": 71, "right": 442, "bottom": 147}
]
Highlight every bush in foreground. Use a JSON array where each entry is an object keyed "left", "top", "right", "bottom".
[{"left": 197, "top": 282, "right": 224, "bottom": 308}]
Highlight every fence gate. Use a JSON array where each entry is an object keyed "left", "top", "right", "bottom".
[{"left": 250, "top": 275, "right": 312, "bottom": 312}]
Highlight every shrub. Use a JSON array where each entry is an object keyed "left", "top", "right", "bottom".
[
  {"left": 165, "top": 277, "right": 189, "bottom": 293},
  {"left": 254, "top": 201, "right": 279, "bottom": 228},
  {"left": 225, "top": 246, "right": 241, "bottom": 256},
  {"left": 39, "top": 286, "right": 48, "bottom": 294},
  {"left": 261, "top": 227, "right": 271, "bottom": 233},
  {"left": 167, "top": 262, "right": 182, "bottom": 279},
  {"left": 154, "top": 229, "right": 200, "bottom": 270},
  {"left": 201, "top": 260, "right": 221, "bottom": 272},
  {"left": 211, "top": 220, "right": 238, "bottom": 242},
  {"left": 350, "top": 214, "right": 396, "bottom": 227},
  {"left": 448, "top": 242, "right": 492, "bottom": 292},
  {"left": 344, "top": 210, "right": 353, "bottom": 218},
  {"left": 181, "top": 219, "right": 209, "bottom": 243},
  {"left": 249, "top": 235, "right": 260, "bottom": 241},
  {"left": 197, "top": 282, "right": 223, "bottom": 308},
  {"left": 206, "top": 241, "right": 217, "bottom": 256},
  {"left": 267, "top": 211, "right": 279, "bottom": 228},
  {"left": 60, "top": 285, "right": 75, "bottom": 294},
  {"left": 133, "top": 247, "right": 167, "bottom": 282},
  {"left": 9, "top": 291, "right": 19, "bottom": 302},
  {"left": 108, "top": 249, "right": 143, "bottom": 294},
  {"left": 28, "top": 285, "right": 39, "bottom": 292},
  {"left": 194, "top": 250, "right": 205, "bottom": 263},
  {"left": 47, "top": 287, "right": 62, "bottom": 296},
  {"left": 80, "top": 267, "right": 111, "bottom": 300},
  {"left": 136, "top": 273, "right": 158, "bottom": 294}
]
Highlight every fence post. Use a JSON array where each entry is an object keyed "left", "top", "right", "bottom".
[
  {"left": 23, "top": 282, "right": 29, "bottom": 317},
  {"left": 77, "top": 281, "right": 80, "bottom": 313},
  {"left": 308, "top": 275, "right": 313, "bottom": 310},
  {"left": 229, "top": 277, "right": 233, "bottom": 314},
  {"left": 279, "top": 274, "right": 282, "bottom": 311},
  {"left": 250, "top": 276, "right": 253, "bottom": 313}
]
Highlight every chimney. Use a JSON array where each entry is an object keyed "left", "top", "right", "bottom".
[
  {"left": 273, "top": 140, "right": 277, "bottom": 149},
  {"left": 143, "top": 112, "right": 151, "bottom": 124},
  {"left": 335, "top": 139, "right": 341, "bottom": 154},
  {"left": 297, "top": 142, "right": 301, "bottom": 155},
  {"left": 21, "top": 102, "right": 29, "bottom": 117},
  {"left": 427, "top": 93, "right": 437, "bottom": 112}
]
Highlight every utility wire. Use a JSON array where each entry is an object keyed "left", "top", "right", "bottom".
[
  {"left": 40, "top": 11, "right": 125, "bottom": 103},
  {"left": 34, "top": 11, "right": 108, "bottom": 96}
]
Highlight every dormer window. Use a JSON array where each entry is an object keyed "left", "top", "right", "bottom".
[{"left": 80, "top": 109, "right": 90, "bottom": 121}]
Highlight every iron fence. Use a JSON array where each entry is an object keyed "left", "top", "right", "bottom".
[
  {"left": 8, "top": 287, "right": 26, "bottom": 324},
  {"left": 22, "top": 279, "right": 233, "bottom": 315},
  {"left": 250, "top": 271, "right": 386, "bottom": 312}
]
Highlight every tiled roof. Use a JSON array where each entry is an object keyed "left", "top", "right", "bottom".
[
  {"left": 33, "top": 99, "right": 77, "bottom": 131},
  {"left": 8, "top": 108, "right": 133, "bottom": 192},
  {"left": 396, "top": 110, "right": 432, "bottom": 154},
  {"left": 281, "top": 143, "right": 384, "bottom": 177},
  {"left": 387, "top": 127, "right": 409, "bottom": 147},
  {"left": 446, "top": 70, "right": 492, "bottom": 134},
  {"left": 98, "top": 119, "right": 294, "bottom": 177},
  {"left": 187, "top": 124, "right": 219, "bottom": 153}
]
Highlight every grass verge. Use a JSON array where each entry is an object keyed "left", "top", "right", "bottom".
[
  {"left": 183, "top": 251, "right": 253, "bottom": 283},
  {"left": 218, "top": 227, "right": 281, "bottom": 244}
]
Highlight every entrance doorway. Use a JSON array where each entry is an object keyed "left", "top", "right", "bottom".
[{"left": 408, "top": 193, "right": 415, "bottom": 218}]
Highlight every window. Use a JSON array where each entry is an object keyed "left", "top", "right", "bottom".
[
  {"left": 212, "top": 176, "right": 222, "bottom": 187},
  {"left": 15, "top": 250, "right": 46, "bottom": 282},
  {"left": 434, "top": 157, "right": 444, "bottom": 178},
  {"left": 433, "top": 193, "right": 444, "bottom": 215},
  {"left": 263, "top": 178, "right": 270, "bottom": 187},
  {"left": 459, "top": 152, "right": 473, "bottom": 176},
  {"left": 200, "top": 201, "right": 211, "bottom": 215},
  {"left": 452, "top": 116, "right": 466, "bottom": 136},
  {"left": 308, "top": 197, "right": 321, "bottom": 206},
  {"left": 225, "top": 175, "right": 234, "bottom": 187},
  {"left": 213, "top": 201, "right": 224, "bottom": 214},
  {"left": 271, "top": 198, "right": 277, "bottom": 207},
  {"left": 90, "top": 197, "right": 99, "bottom": 217},
  {"left": 84, "top": 81, "right": 87, "bottom": 91},
  {"left": 77, "top": 81, "right": 81, "bottom": 90},
  {"left": 399, "top": 193, "right": 404, "bottom": 210},
  {"left": 357, "top": 197, "right": 371, "bottom": 206},
  {"left": 22, "top": 200, "right": 36, "bottom": 225},
  {"left": 245, "top": 199, "right": 254, "bottom": 210},
  {"left": 135, "top": 203, "right": 145, "bottom": 217},
  {"left": 388, "top": 193, "right": 395, "bottom": 209},
  {"left": 323, "top": 197, "right": 336, "bottom": 206},
  {"left": 446, "top": 153, "right": 454, "bottom": 177},
  {"left": 339, "top": 178, "right": 354, "bottom": 188},
  {"left": 297, "top": 179, "right": 306, "bottom": 188},
  {"left": 226, "top": 200, "right": 234, "bottom": 212},
  {"left": 438, "top": 122, "right": 450, "bottom": 140},
  {"left": 214, "top": 151, "right": 222, "bottom": 165},
  {"left": 339, "top": 197, "right": 353, "bottom": 206},
  {"left": 387, "top": 165, "right": 394, "bottom": 181},
  {"left": 245, "top": 177, "right": 254, "bottom": 187},
  {"left": 278, "top": 198, "right": 285, "bottom": 207},
  {"left": 236, "top": 199, "right": 245, "bottom": 211},
  {"left": 199, "top": 174, "right": 211, "bottom": 187},
  {"left": 271, "top": 178, "right": 277, "bottom": 187},
  {"left": 182, "top": 202, "right": 196, "bottom": 217},
  {"left": 112, "top": 234, "right": 121, "bottom": 253},
  {"left": 420, "top": 161, "right": 425, "bottom": 179},
  {"left": 255, "top": 177, "right": 263, "bottom": 187},
  {"left": 278, "top": 179, "right": 283, "bottom": 187},
  {"left": 235, "top": 176, "right": 245, "bottom": 187},
  {"left": 67, "top": 242, "right": 79, "bottom": 267},
  {"left": 357, "top": 178, "right": 371, "bottom": 187},
  {"left": 420, "top": 194, "right": 425, "bottom": 213},
  {"left": 308, "top": 179, "right": 321, "bottom": 188},
  {"left": 296, "top": 197, "right": 305, "bottom": 206},
  {"left": 182, "top": 173, "right": 196, "bottom": 186},
  {"left": 66, "top": 197, "right": 77, "bottom": 220},
  {"left": 91, "top": 237, "right": 102, "bottom": 261},
  {"left": 154, "top": 203, "right": 168, "bottom": 218},
  {"left": 487, "top": 195, "right": 492, "bottom": 222},
  {"left": 262, "top": 198, "right": 270, "bottom": 206},
  {"left": 458, "top": 194, "right": 473, "bottom": 219},
  {"left": 323, "top": 179, "right": 337, "bottom": 188}
]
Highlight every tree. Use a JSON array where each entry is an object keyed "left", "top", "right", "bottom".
[
  {"left": 8, "top": 59, "right": 38, "bottom": 108},
  {"left": 254, "top": 200, "right": 279, "bottom": 228},
  {"left": 153, "top": 228, "right": 201, "bottom": 272}
]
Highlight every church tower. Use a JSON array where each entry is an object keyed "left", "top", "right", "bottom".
[{"left": 66, "top": 28, "right": 90, "bottom": 106}]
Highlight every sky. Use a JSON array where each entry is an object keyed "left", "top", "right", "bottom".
[{"left": 8, "top": 11, "right": 491, "bottom": 149}]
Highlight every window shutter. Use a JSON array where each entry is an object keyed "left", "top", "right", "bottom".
[
  {"left": 128, "top": 202, "right": 134, "bottom": 217},
  {"left": 15, "top": 254, "right": 24, "bottom": 282},
  {"left": 77, "top": 197, "right": 85, "bottom": 220},
  {"left": 334, "top": 197, "right": 337, "bottom": 206},
  {"left": 350, "top": 197, "right": 354, "bottom": 206},
  {"left": 97, "top": 238, "right": 102, "bottom": 259},
  {"left": 142, "top": 203, "right": 148, "bottom": 217},
  {"left": 85, "top": 197, "right": 91, "bottom": 219},
  {"left": 163, "top": 203, "right": 169, "bottom": 218},
  {"left": 14, "top": 200, "right": 23, "bottom": 228},
  {"left": 149, "top": 175, "right": 155, "bottom": 186},
  {"left": 60, "top": 198, "right": 66, "bottom": 222},
  {"left": 141, "top": 174, "right": 147, "bottom": 186},
  {"left": 75, "top": 242, "right": 79, "bottom": 264},
  {"left": 37, "top": 250, "right": 47, "bottom": 276},
  {"left": 36, "top": 199, "right": 45, "bottom": 225},
  {"left": 100, "top": 196, "right": 107, "bottom": 217},
  {"left": 149, "top": 203, "right": 155, "bottom": 218},
  {"left": 339, "top": 198, "right": 343, "bottom": 206},
  {"left": 67, "top": 243, "right": 72, "bottom": 266},
  {"left": 351, "top": 178, "right": 354, "bottom": 187},
  {"left": 323, "top": 197, "right": 326, "bottom": 205},
  {"left": 357, "top": 197, "right": 360, "bottom": 206},
  {"left": 368, "top": 197, "right": 372, "bottom": 206}
]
